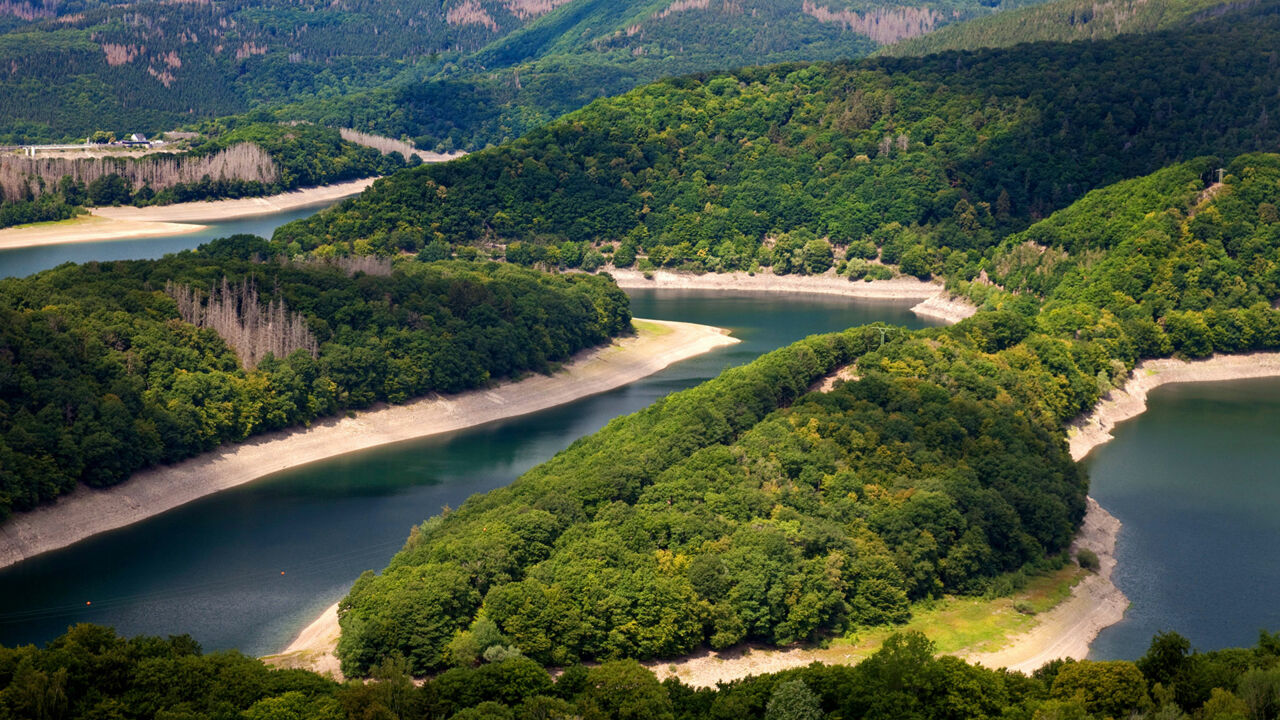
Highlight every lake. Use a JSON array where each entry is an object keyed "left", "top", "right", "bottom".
[
  {"left": 1088, "top": 377, "right": 1280, "bottom": 659},
  {"left": 0, "top": 287, "right": 938, "bottom": 655},
  {"left": 4, "top": 204, "right": 1276, "bottom": 663},
  {"left": 0, "top": 203, "right": 335, "bottom": 279}
]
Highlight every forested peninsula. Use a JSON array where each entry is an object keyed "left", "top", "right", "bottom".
[
  {"left": 0, "top": 240, "right": 632, "bottom": 521},
  {"left": 319, "top": 87, "right": 1280, "bottom": 683}
]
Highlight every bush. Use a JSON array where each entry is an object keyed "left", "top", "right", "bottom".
[{"left": 1077, "top": 549, "right": 1100, "bottom": 571}]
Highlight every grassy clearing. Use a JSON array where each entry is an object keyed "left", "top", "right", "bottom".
[
  {"left": 632, "top": 319, "right": 674, "bottom": 337},
  {"left": 831, "top": 565, "right": 1087, "bottom": 661}
]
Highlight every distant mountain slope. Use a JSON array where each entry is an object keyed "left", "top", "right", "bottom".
[
  {"left": 273, "top": 2, "right": 1280, "bottom": 284},
  {"left": 878, "top": 0, "right": 1248, "bottom": 56},
  {"left": 0, "top": 0, "right": 1035, "bottom": 146}
]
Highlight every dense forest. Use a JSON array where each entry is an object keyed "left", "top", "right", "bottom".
[
  {"left": 271, "top": 5, "right": 1280, "bottom": 282},
  {"left": 877, "top": 0, "right": 1244, "bottom": 56},
  {"left": 0, "top": 241, "right": 630, "bottom": 519},
  {"left": 328, "top": 148, "right": 1280, "bottom": 675},
  {"left": 4, "top": 624, "right": 1280, "bottom": 720},
  {"left": 0, "top": 123, "right": 407, "bottom": 229},
  {"left": 0, "top": 0, "right": 1030, "bottom": 148},
  {"left": 337, "top": 320, "right": 1095, "bottom": 674}
]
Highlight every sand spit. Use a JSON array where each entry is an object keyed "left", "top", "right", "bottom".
[
  {"left": 606, "top": 269, "right": 977, "bottom": 323},
  {"left": 0, "top": 215, "right": 206, "bottom": 250},
  {"left": 89, "top": 177, "right": 378, "bottom": 223},
  {"left": 0, "top": 319, "right": 738, "bottom": 570}
]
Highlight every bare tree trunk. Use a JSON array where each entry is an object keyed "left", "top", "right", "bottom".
[{"left": 166, "top": 277, "right": 317, "bottom": 369}]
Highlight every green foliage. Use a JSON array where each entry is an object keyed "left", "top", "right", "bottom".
[
  {"left": 0, "top": 624, "right": 339, "bottom": 720},
  {"left": 879, "top": 0, "right": 1244, "bottom": 57},
  {"left": 992, "top": 154, "right": 1280, "bottom": 360},
  {"left": 337, "top": 318, "right": 1098, "bottom": 674},
  {"left": 1050, "top": 660, "right": 1149, "bottom": 718},
  {"left": 765, "top": 679, "right": 823, "bottom": 720},
  {"left": 274, "top": 10, "right": 1280, "bottom": 280},
  {"left": 0, "top": 0, "right": 1016, "bottom": 147},
  {"left": 8, "top": 625, "right": 1280, "bottom": 720},
  {"left": 0, "top": 247, "right": 630, "bottom": 519},
  {"left": 1075, "top": 549, "right": 1099, "bottom": 571}
]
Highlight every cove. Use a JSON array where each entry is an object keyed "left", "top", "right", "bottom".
[
  {"left": 0, "top": 203, "right": 331, "bottom": 279},
  {"left": 0, "top": 289, "right": 939, "bottom": 656},
  {"left": 1087, "top": 376, "right": 1280, "bottom": 659}
]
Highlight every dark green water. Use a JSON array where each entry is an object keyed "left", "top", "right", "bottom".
[
  {"left": 0, "top": 202, "right": 335, "bottom": 279},
  {"left": 0, "top": 289, "right": 937, "bottom": 656},
  {"left": 1087, "top": 377, "right": 1280, "bottom": 659}
]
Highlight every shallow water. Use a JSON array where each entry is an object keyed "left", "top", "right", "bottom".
[
  {"left": 0, "top": 289, "right": 938, "bottom": 655},
  {"left": 1087, "top": 377, "right": 1280, "bottom": 659}
]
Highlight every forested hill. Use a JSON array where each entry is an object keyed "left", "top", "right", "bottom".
[
  {"left": 272, "top": 4, "right": 1280, "bottom": 280},
  {"left": 877, "top": 0, "right": 1247, "bottom": 56},
  {"left": 6, "top": 624, "right": 1280, "bottom": 720},
  {"left": 0, "top": 245, "right": 630, "bottom": 520},
  {"left": 0, "top": 0, "right": 1030, "bottom": 147},
  {"left": 0, "top": 122, "right": 410, "bottom": 230},
  {"left": 334, "top": 152, "right": 1280, "bottom": 675}
]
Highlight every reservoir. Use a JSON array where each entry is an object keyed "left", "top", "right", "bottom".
[
  {"left": 1088, "top": 377, "right": 1280, "bottom": 659},
  {"left": 0, "top": 285, "right": 939, "bottom": 655},
  {"left": 7, "top": 203, "right": 1275, "bottom": 665},
  {"left": 0, "top": 203, "right": 336, "bottom": 279}
]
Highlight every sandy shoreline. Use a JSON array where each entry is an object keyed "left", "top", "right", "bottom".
[
  {"left": 0, "top": 318, "right": 738, "bottom": 571},
  {"left": 0, "top": 215, "right": 207, "bottom": 250},
  {"left": 0, "top": 178, "right": 377, "bottom": 252},
  {"left": 89, "top": 177, "right": 378, "bottom": 223},
  {"left": 960, "top": 351, "right": 1280, "bottom": 672},
  {"left": 605, "top": 268, "right": 979, "bottom": 323},
  {"left": 1068, "top": 351, "right": 1280, "bottom": 461},
  {"left": 962, "top": 497, "right": 1126, "bottom": 673}
]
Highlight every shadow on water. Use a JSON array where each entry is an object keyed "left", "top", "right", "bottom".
[{"left": 0, "top": 288, "right": 938, "bottom": 655}]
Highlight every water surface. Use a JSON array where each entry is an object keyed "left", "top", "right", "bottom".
[
  {"left": 0, "top": 203, "right": 333, "bottom": 279},
  {"left": 1088, "top": 377, "right": 1280, "bottom": 659},
  {"left": 0, "top": 289, "right": 937, "bottom": 655}
]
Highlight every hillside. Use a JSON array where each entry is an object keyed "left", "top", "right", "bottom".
[
  {"left": 878, "top": 0, "right": 1249, "bottom": 56},
  {"left": 272, "top": 5, "right": 1280, "bottom": 282},
  {"left": 0, "top": 0, "right": 1033, "bottom": 147},
  {"left": 0, "top": 247, "right": 630, "bottom": 519},
  {"left": 331, "top": 139, "right": 1280, "bottom": 674},
  {"left": 4, "top": 624, "right": 1280, "bottom": 720},
  {"left": 0, "top": 122, "right": 409, "bottom": 228}
]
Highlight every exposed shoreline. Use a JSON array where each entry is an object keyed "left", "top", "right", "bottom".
[
  {"left": 635, "top": 352, "right": 1280, "bottom": 686},
  {"left": 605, "top": 268, "right": 979, "bottom": 323},
  {"left": 89, "top": 176, "right": 379, "bottom": 223},
  {"left": 0, "top": 178, "right": 377, "bottom": 252},
  {"left": 959, "top": 351, "right": 1280, "bottom": 672},
  {"left": 0, "top": 318, "right": 738, "bottom": 571},
  {"left": 0, "top": 214, "right": 207, "bottom": 250}
]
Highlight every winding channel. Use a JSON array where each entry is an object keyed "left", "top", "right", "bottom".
[{"left": 1, "top": 204, "right": 1276, "bottom": 664}]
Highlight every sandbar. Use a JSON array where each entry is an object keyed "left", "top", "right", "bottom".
[{"left": 0, "top": 318, "right": 739, "bottom": 570}]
